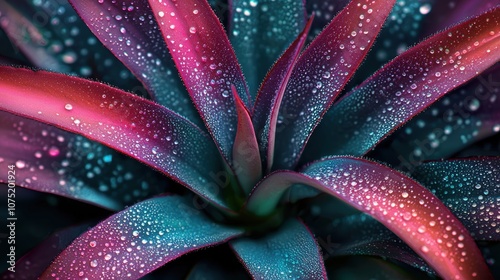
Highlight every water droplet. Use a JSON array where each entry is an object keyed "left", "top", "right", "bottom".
[
  {"left": 421, "top": 245, "right": 429, "bottom": 253},
  {"left": 419, "top": 4, "right": 431, "bottom": 14},
  {"left": 401, "top": 192, "right": 409, "bottom": 198},
  {"left": 15, "top": 160, "right": 26, "bottom": 169},
  {"left": 64, "top": 104, "right": 73, "bottom": 111},
  {"left": 90, "top": 260, "right": 98, "bottom": 268},
  {"left": 89, "top": 241, "right": 97, "bottom": 247},
  {"left": 48, "top": 146, "right": 60, "bottom": 157},
  {"left": 158, "top": 11, "right": 165, "bottom": 18},
  {"left": 189, "top": 27, "right": 196, "bottom": 34}
]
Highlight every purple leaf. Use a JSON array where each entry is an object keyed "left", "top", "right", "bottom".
[
  {"left": 246, "top": 156, "right": 492, "bottom": 279},
  {"left": 228, "top": 0, "right": 307, "bottom": 97},
  {"left": 304, "top": 8, "right": 500, "bottom": 161},
  {"left": 252, "top": 16, "right": 313, "bottom": 172},
  {"left": 149, "top": 0, "right": 250, "bottom": 164},
  {"left": 68, "top": 0, "right": 200, "bottom": 124},
  {"left": 0, "top": 67, "right": 229, "bottom": 210},
  {"left": 230, "top": 218, "right": 327, "bottom": 280},
  {"left": 1, "top": 224, "right": 90, "bottom": 280},
  {"left": 412, "top": 157, "right": 500, "bottom": 241},
  {"left": 42, "top": 195, "right": 243, "bottom": 279},
  {"left": 273, "top": 0, "right": 397, "bottom": 169},
  {"left": 0, "top": 111, "right": 167, "bottom": 210},
  {"left": 232, "top": 85, "right": 261, "bottom": 194}
]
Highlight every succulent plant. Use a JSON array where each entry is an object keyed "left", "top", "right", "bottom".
[{"left": 0, "top": 0, "right": 499, "bottom": 279}]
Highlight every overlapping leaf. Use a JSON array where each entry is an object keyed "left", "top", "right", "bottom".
[
  {"left": 304, "top": 8, "right": 500, "bottom": 161},
  {"left": 149, "top": 0, "right": 249, "bottom": 165},
  {"left": 0, "top": 111, "right": 167, "bottom": 210},
  {"left": 0, "top": 67, "right": 229, "bottom": 209},
  {"left": 246, "top": 156, "right": 492, "bottom": 279},
  {"left": 252, "top": 17, "right": 313, "bottom": 171},
  {"left": 69, "top": 0, "right": 200, "bottom": 124},
  {"left": 273, "top": 0, "right": 396, "bottom": 169},
  {"left": 412, "top": 158, "right": 500, "bottom": 240},
  {"left": 0, "top": 0, "right": 140, "bottom": 90},
  {"left": 42, "top": 196, "right": 243, "bottom": 279},
  {"left": 370, "top": 65, "right": 500, "bottom": 169},
  {"left": 230, "top": 219, "right": 327, "bottom": 280},
  {"left": 229, "top": 0, "right": 306, "bottom": 97}
]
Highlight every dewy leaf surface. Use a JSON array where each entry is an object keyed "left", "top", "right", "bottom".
[
  {"left": 229, "top": 0, "right": 307, "bottom": 97},
  {"left": 412, "top": 158, "right": 500, "bottom": 241},
  {"left": 0, "top": 67, "right": 229, "bottom": 209},
  {"left": 246, "top": 156, "right": 492, "bottom": 279},
  {"left": 149, "top": 0, "right": 249, "bottom": 165},
  {"left": 0, "top": 111, "right": 167, "bottom": 211},
  {"left": 252, "top": 17, "right": 313, "bottom": 172},
  {"left": 42, "top": 196, "right": 243, "bottom": 279},
  {"left": 68, "top": 0, "right": 200, "bottom": 124},
  {"left": 230, "top": 219, "right": 327, "bottom": 280},
  {"left": 305, "top": 7, "right": 500, "bottom": 161},
  {"left": 0, "top": 0, "right": 141, "bottom": 90},
  {"left": 273, "top": 0, "right": 396, "bottom": 170}
]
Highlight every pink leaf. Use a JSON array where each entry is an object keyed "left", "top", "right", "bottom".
[
  {"left": 149, "top": 0, "right": 249, "bottom": 164},
  {"left": 232, "top": 85, "right": 261, "bottom": 194},
  {"left": 0, "top": 66, "right": 229, "bottom": 210},
  {"left": 305, "top": 7, "right": 500, "bottom": 160},
  {"left": 246, "top": 156, "right": 492, "bottom": 279}
]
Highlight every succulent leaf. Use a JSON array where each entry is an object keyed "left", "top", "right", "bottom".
[
  {"left": 230, "top": 218, "right": 327, "bottom": 280},
  {"left": 68, "top": 0, "right": 201, "bottom": 124},
  {"left": 247, "top": 156, "right": 492, "bottom": 279},
  {"left": 42, "top": 195, "right": 243, "bottom": 279},
  {"left": 273, "top": 0, "right": 397, "bottom": 169},
  {"left": 412, "top": 158, "right": 500, "bottom": 241},
  {"left": 0, "top": 111, "right": 168, "bottom": 210},
  {"left": 0, "top": 67, "right": 229, "bottom": 209},
  {"left": 229, "top": 0, "right": 307, "bottom": 97},
  {"left": 305, "top": 7, "right": 500, "bottom": 161},
  {"left": 252, "top": 16, "right": 313, "bottom": 172},
  {"left": 232, "top": 85, "right": 262, "bottom": 194},
  {"left": 149, "top": 0, "right": 250, "bottom": 166}
]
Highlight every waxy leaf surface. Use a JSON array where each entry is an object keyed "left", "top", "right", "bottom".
[
  {"left": 247, "top": 156, "right": 492, "bottom": 279},
  {"left": 412, "top": 158, "right": 500, "bottom": 241},
  {"left": 305, "top": 8, "right": 500, "bottom": 160},
  {"left": 0, "top": 67, "right": 229, "bottom": 209},
  {"left": 231, "top": 219, "right": 327, "bottom": 280},
  {"left": 229, "top": 0, "right": 306, "bottom": 97},
  {"left": 149, "top": 0, "right": 249, "bottom": 164},
  {"left": 273, "top": 0, "right": 396, "bottom": 169},
  {"left": 42, "top": 196, "right": 243, "bottom": 279},
  {"left": 69, "top": 0, "right": 200, "bottom": 124}
]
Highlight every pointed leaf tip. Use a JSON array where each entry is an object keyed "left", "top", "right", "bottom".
[
  {"left": 232, "top": 85, "right": 262, "bottom": 194},
  {"left": 273, "top": 0, "right": 397, "bottom": 169},
  {"left": 149, "top": 0, "right": 249, "bottom": 165}
]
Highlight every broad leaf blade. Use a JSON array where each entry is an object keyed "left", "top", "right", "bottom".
[
  {"left": 0, "top": 67, "right": 229, "bottom": 209},
  {"left": 0, "top": 111, "right": 167, "bottom": 210},
  {"left": 273, "top": 0, "right": 397, "bottom": 169},
  {"left": 149, "top": 0, "right": 249, "bottom": 164},
  {"left": 252, "top": 17, "right": 313, "bottom": 172},
  {"left": 229, "top": 0, "right": 307, "bottom": 97},
  {"left": 68, "top": 0, "right": 200, "bottom": 124},
  {"left": 42, "top": 196, "right": 243, "bottom": 279},
  {"left": 230, "top": 218, "right": 327, "bottom": 280},
  {"left": 246, "top": 157, "right": 492, "bottom": 279},
  {"left": 305, "top": 7, "right": 500, "bottom": 161},
  {"left": 412, "top": 158, "right": 500, "bottom": 241}
]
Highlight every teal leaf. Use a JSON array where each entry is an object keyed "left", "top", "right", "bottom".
[
  {"left": 229, "top": 0, "right": 307, "bottom": 97},
  {"left": 412, "top": 158, "right": 500, "bottom": 241},
  {"left": 230, "top": 218, "right": 327, "bottom": 280},
  {"left": 42, "top": 195, "right": 243, "bottom": 279}
]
